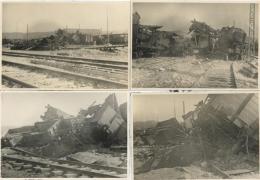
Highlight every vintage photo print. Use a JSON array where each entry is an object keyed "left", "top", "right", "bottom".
[
  {"left": 132, "top": 3, "right": 258, "bottom": 89},
  {"left": 2, "top": 2, "right": 129, "bottom": 89},
  {"left": 1, "top": 91, "right": 127, "bottom": 178},
  {"left": 133, "top": 92, "right": 259, "bottom": 179}
]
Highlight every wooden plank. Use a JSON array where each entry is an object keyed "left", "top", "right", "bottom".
[
  {"left": 224, "top": 169, "right": 255, "bottom": 176},
  {"left": 208, "top": 162, "right": 230, "bottom": 179}
]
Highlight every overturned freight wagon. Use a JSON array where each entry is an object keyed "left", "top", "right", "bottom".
[
  {"left": 197, "top": 93, "right": 259, "bottom": 154},
  {"left": 74, "top": 93, "right": 127, "bottom": 146}
]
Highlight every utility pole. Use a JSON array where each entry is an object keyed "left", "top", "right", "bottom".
[
  {"left": 26, "top": 24, "right": 29, "bottom": 49},
  {"left": 248, "top": 3, "right": 255, "bottom": 60},
  {"left": 15, "top": 22, "right": 18, "bottom": 40},
  {"left": 182, "top": 101, "right": 186, "bottom": 115},
  {"left": 174, "top": 104, "right": 176, "bottom": 118},
  {"left": 106, "top": 7, "right": 109, "bottom": 44}
]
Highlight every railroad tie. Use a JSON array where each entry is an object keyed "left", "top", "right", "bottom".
[
  {"left": 52, "top": 170, "right": 64, "bottom": 176},
  {"left": 22, "top": 164, "right": 33, "bottom": 169},
  {"left": 64, "top": 173, "right": 78, "bottom": 178}
]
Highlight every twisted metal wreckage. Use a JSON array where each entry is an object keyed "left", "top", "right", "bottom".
[
  {"left": 2, "top": 94, "right": 127, "bottom": 157},
  {"left": 134, "top": 94, "right": 259, "bottom": 178},
  {"left": 133, "top": 12, "right": 253, "bottom": 60}
]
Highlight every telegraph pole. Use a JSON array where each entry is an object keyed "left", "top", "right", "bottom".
[
  {"left": 182, "top": 101, "right": 186, "bottom": 115},
  {"left": 26, "top": 24, "right": 29, "bottom": 48},
  {"left": 106, "top": 7, "right": 109, "bottom": 44},
  {"left": 248, "top": 3, "right": 255, "bottom": 60}
]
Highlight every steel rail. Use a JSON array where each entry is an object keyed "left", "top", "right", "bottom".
[
  {"left": 3, "top": 51, "right": 127, "bottom": 66},
  {"left": 10, "top": 147, "right": 127, "bottom": 174},
  {"left": 3, "top": 60, "right": 128, "bottom": 88},
  {"left": 2, "top": 74, "right": 37, "bottom": 88},
  {"left": 3, "top": 155, "right": 121, "bottom": 178}
]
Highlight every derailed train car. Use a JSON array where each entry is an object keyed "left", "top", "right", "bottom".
[
  {"left": 75, "top": 93, "right": 127, "bottom": 146},
  {"left": 189, "top": 20, "right": 247, "bottom": 60},
  {"left": 133, "top": 11, "right": 250, "bottom": 59},
  {"left": 196, "top": 93, "right": 259, "bottom": 153},
  {"left": 133, "top": 12, "right": 183, "bottom": 58}
]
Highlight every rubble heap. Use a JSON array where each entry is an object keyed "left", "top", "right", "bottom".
[
  {"left": 189, "top": 20, "right": 247, "bottom": 60},
  {"left": 133, "top": 12, "right": 253, "bottom": 60},
  {"left": 2, "top": 94, "right": 127, "bottom": 157},
  {"left": 134, "top": 94, "right": 259, "bottom": 178}
]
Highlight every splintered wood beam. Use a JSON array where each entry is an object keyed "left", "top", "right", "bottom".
[
  {"left": 208, "top": 162, "right": 230, "bottom": 179},
  {"left": 224, "top": 169, "right": 255, "bottom": 176},
  {"left": 230, "top": 94, "right": 254, "bottom": 122}
]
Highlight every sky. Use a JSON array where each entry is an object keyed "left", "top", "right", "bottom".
[
  {"left": 133, "top": 94, "right": 207, "bottom": 123},
  {"left": 3, "top": 2, "right": 129, "bottom": 33},
  {"left": 1, "top": 92, "right": 127, "bottom": 136},
  {"left": 134, "top": 3, "right": 258, "bottom": 37}
]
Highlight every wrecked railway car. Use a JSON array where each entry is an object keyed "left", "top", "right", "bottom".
[
  {"left": 189, "top": 20, "right": 247, "bottom": 60},
  {"left": 133, "top": 12, "right": 186, "bottom": 58},
  {"left": 197, "top": 93, "right": 259, "bottom": 153},
  {"left": 134, "top": 93, "right": 259, "bottom": 177},
  {"left": 2, "top": 95, "right": 127, "bottom": 158},
  {"left": 134, "top": 118, "right": 185, "bottom": 146},
  {"left": 133, "top": 12, "right": 250, "bottom": 59},
  {"left": 153, "top": 118, "right": 185, "bottom": 145},
  {"left": 75, "top": 93, "right": 127, "bottom": 146}
]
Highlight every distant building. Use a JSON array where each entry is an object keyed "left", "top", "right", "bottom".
[{"left": 65, "top": 28, "right": 102, "bottom": 36}]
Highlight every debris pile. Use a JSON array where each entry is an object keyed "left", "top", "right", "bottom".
[
  {"left": 4, "top": 28, "right": 127, "bottom": 51},
  {"left": 2, "top": 94, "right": 127, "bottom": 158},
  {"left": 134, "top": 93, "right": 259, "bottom": 178},
  {"left": 133, "top": 12, "right": 256, "bottom": 60}
]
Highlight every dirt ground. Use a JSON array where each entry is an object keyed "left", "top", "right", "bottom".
[
  {"left": 132, "top": 56, "right": 258, "bottom": 88},
  {"left": 2, "top": 65, "right": 95, "bottom": 89},
  {"left": 134, "top": 146, "right": 259, "bottom": 179},
  {"left": 1, "top": 147, "right": 127, "bottom": 178},
  {"left": 1, "top": 165, "right": 44, "bottom": 178},
  {"left": 135, "top": 166, "right": 219, "bottom": 180},
  {"left": 135, "top": 165, "right": 259, "bottom": 180},
  {"left": 69, "top": 149, "right": 127, "bottom": 168}
]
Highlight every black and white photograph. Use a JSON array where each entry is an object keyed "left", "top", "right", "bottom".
[
  {"left": 133, "top": 93, "right": 259, "bottom": 179},
  {"left": 132, "top": 3, "right": 258, "bottom": 88},
  {"left": 1, "top": 92, "right": 127, "bottom": 178},
  {"left": 2, "top": 2, "right": 129, "bottom": 89}
]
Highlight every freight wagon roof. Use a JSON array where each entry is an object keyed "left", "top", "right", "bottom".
[
  {"left": 207, "top": 94, "right": 258, "bottom": 126},
  {"left": 34, "top": 120, "right": 58, "bottom": 132},
  {"left": 7, "top": 126, "right": 35, "bottom": 135}
]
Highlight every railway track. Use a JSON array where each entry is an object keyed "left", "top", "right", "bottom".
[
  {"left": 2, "top": 74, "right": 37, "bottom": 88},
  {"left": 193, "top": 62, "right": 237, "bottom": 88},
  {"left": 2, "top": 147, "right": 126, "bottom": 178},
  {"left": 2, "top": 59, "right": 128, "bottom": 88},
  {"left": 3, "top": 51, "right": 128, "bottom": 68}
]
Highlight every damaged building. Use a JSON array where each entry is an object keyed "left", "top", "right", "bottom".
[{"left": 134, "top": 93, "right": 259, "bottom": 179}]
